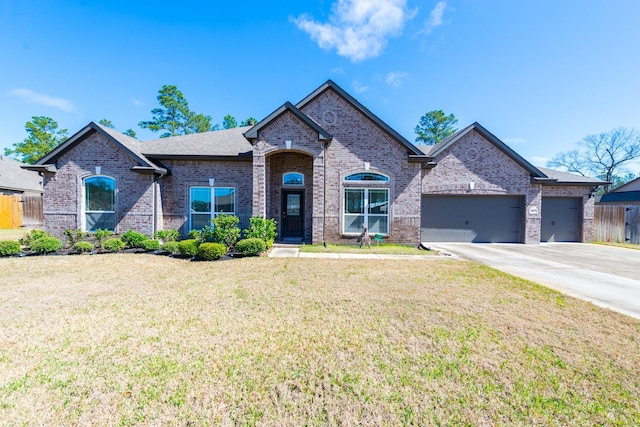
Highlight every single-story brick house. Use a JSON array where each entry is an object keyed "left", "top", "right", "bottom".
[{"left": 24, "top": 80, "right": 604, "bottom": 243}]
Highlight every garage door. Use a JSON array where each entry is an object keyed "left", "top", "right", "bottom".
[
  {"left": 421, "top": 195, "right": 523, "bottom": 242},
  {"left": 541, "top": 197, "right": 581, "bottom": 242}
]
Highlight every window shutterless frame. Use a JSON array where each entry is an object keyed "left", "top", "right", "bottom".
[
  {"left": 84, "top": 175, "right": 116, "bottom": 232},
  {"left": 189, "top": 187, "right": 236, "bottom": 231}
]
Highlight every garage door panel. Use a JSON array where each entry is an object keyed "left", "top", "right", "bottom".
[
  {"left": 541, "top": 197, "right": 581, "bottom": 242},
  {"left": 421, "top": 196, "right": 523, "bottom": 243}
]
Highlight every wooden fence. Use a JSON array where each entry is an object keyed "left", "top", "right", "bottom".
[
  {"left": 0, "top": 194, "right": 43, "bottom": 229},
  {"left": 594, "top": 204, "right": 640, "bottom": 244}
]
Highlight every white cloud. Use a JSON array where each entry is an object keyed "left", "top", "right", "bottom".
[
  {"left": 9, "top": 88, "right": 75, "bottom": 112},
  {"left": 385, "top": 71, "right": 408, "bottom": 87},
  {"left": 131, "top": 98, "right": 145, "bottom": 106},
  {"left": 292, "top": 0, "right": 412, "bottom": 62},
  {"left": 423, "top": 1, "right": 447, "bottom": 34},
  {"left": 352, "top": 80, "right": 370, "bottom": 94}
]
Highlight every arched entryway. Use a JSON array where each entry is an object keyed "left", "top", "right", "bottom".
[{"left": 266, "top": 151, "right": 314, "bottom": 242}]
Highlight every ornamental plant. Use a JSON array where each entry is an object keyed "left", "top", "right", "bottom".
[
  {"left": 244, "top": 216, "right": 277, "bottom": 249},
  {"left": 197, "top": 242, "right": 226, "bottom": 260},
  {"left": 73, "top": 241, "right": 94, "bottom": 254},
  {"left": 19, "top": 229, "right": 50, "bottom": 248},
  {"left": 141, "top": 239, "right": 161, "bottom": 251},
  {"left": 93, "top": 228, "right": 114, "bottom": 248},
  {"left": 0, "top": 241, "right": 21, "bottom": 256},
  {"left": 30, "top": 236, "right": 63, "bottom": 254},
  {"left": 102, "top": 238, "right": 126, "bottom": 252},
  {"left": 121, "top": 230, "right": 148, "bottom": 248},
  {"left": 177, "top": 239, "right": 199, "bottom": 256},
  {"left": 154, "top": 229, "right": 179, "bottom": 242},
  {"left": 212, "top": 214, "right": 240, "bottom": 249},
  {"left": 161, "top": 241, "right": 179, "bottom": 254},
  {"left": 235, "top": 238, "right": 266, "bottom": 257},
  {"left": 64, "top": 229, "right": 89, "bottom": 247}
]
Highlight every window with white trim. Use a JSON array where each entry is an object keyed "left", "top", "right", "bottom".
[
  {"left": 190, "top": 187, "right": 235, "bottom": 230},
  {"left": 84, "top": 176, "right": 116, "bottom": 232},
  {"left": 344, "top": 188, "right": 389, "bottom": 234}
]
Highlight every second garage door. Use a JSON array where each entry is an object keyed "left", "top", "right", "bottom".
[
  {"left": 541, "top": 197, "right": 581, "bottom": 242},
  {"left": 421, "top": 195, "right": 523, "bottom": 243}
]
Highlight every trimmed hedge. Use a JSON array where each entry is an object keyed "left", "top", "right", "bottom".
[
  {"left": 0, "top": 240, "right": 22, "bottom": 256},
  {"left": 121, "top": 230, "right": 148, "bottom": 248},
  {"left": 73, "top": 241, "right": 95, "bottom": 253},
  {"left": 141, "top": 239, "right": 161, "bottom": 251},
  {"left": 197, "top": 242, "right": 226, "bottom": 260},
  {"left": 235, "top": 238, "right": 266, "bottom": 257},
  {"left": 161, "top": 241, "right": 179, "bottom": 254},
  {"left": 102, "top": 238, "right": 126, "bottom": 252},
  {"left": 177, "top": 239, "right": 199, "bottom": 256},
  {"left": 30, "top": 236, "right": 63, "bottom": 254}
]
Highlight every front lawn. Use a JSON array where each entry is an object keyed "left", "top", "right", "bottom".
[{"left": 1, "top": 255, "right": 638, "bottom": 425}]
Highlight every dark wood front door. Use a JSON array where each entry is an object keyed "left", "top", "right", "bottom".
[{"left": 281, "top": 190, "right": 304, "bottom": 238}]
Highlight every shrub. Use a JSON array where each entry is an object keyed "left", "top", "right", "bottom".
[
  {"left": 141, "top": 239, "right": 161, "bottom": 251},
  {"left": 197, "top": 242, "right": 226, "bottom": 260},
  {"left": 93, "top": 228, "right": 114, "bottom": 248},
  {"left": 177, "top": 239, "right": 199, "bottom": 256},
  {"left": 121, "top": 230, "right": 148, "bottom": 248},
  {"left": 19, "top": 230, "right": 50, "bottom": 248},
  {"left": 64, "top": 229, "right": 89, "bottom": 247},
  {"left": 30, "top": 236, "right": 63, "bottom": 254},
  {"left": 161, "top": 241, "right": 179, "bottom": 254},
  {"left": 154, "top": 229, "right": 179, "bottom": 242},
  {"left": 235, "top": 238, "right": 266, "bottom": 257},
  {"left": 244, "top": 217, "right": 277, "bottom": 249},
  {"left": 73, "top": 241, "right": 94, "bottom": 253},
  {"left": 212, "top": 214, "right": 241, "bottom": 249},
  {"left": 0, "top": 241, "right": 21, "bottom": 256},
  {"left": 102, "top": 238, "right": 126, "bottom": 252},
  {"left": 189, "top": 225, "right": 215, "bottom": 243}
]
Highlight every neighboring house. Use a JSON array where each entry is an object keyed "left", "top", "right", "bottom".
[
  {"left": 23, "top": 80, "right": 604, "bottom": 243},
  {"left": 0, "top": 155, "right": 43, "bottom": 195},
  {"left": 598, "top": 177, "right": 640, "bottom": 205}
]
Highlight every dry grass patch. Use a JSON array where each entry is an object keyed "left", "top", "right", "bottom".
[
  {"left": 0, "top": 228, "right": 32, "bottom": 242},
  {"left": 299, "top": 243, "right": 435, "bottom": 255},
  {"left": 1, "top": 255, "right": 639, "bottom": 425},
  {"left": 593, "top": 241, "right": 640, "bottom": 250}
]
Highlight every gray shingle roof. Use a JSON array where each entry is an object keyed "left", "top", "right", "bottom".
[
  {"left": 142, "top": 126, "right": 253, "bottom": 158},
  {"left": 536, "top": 167, "right": 605, "bottom": 184},
  {"left": 599, "top": 191, "right": 640, "bottom": 203},
  {"left": 0, "top": 155, "right": 43, "bottom": 193}
]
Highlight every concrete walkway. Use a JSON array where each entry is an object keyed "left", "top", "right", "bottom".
[{"left": 268, "top": 246, "right": 446, "bottom": 260}]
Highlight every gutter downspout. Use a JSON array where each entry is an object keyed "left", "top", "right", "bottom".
[
  {"left": 323, "top": 140, "right": 327, "bottom": 248},
  {"left": 152, "top": 176, "right": 158, "bottom": 235}
]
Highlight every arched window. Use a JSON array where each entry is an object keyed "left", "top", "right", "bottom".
[
  {"left": 344, "top": 172, "right": 389, "bottom": 182},
  {"left": 84, "top": 176, "right": 116, "bottom": 232},
  {"left": 283, "top": 172, "right": 304, "bottom": 186},
  {"left": 343, "top": 172, "right": 389, "bottom": 234}
]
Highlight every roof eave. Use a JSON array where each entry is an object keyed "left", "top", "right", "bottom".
[
  {"left": 21, "top": 164, "right": 57, "bottom": 173},
  {"left": 130, "top": 166, "right": 167, "bottom": 175},
  {"left": 144, "top": 153, "right": 253, "bottom": 161}
]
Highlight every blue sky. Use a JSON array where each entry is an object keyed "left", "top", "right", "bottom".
[{"left": 1, "top": 0, "right": 639, "bottom": 173}]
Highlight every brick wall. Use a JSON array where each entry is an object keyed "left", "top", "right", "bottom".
[
  {"left": 158, "top": 159, "right": 253, "bottom": 237},
  {"left": 42, "top": 132, "right": 155, "bottom": 237}
]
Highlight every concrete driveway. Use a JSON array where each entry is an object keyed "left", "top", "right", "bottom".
[{"left": 431, "top": 243, "right": 640, "bottom": 319}]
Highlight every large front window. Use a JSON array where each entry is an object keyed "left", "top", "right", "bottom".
[
  {"left": 344, "top": 188, "right": 389, "bottom": 234},
  {"left": 190, "top": 187, "right": 235, "bottom": 230},
  {"left": 85, "top": 176, "right": 115, "bottom": 232}
]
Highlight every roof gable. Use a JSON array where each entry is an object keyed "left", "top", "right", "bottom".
[
  {"left": 244, "top": 102, "right": 331, "bottom": 142},
  {"left": 611, "top": 176, "right": 640, "bottom": 192},
  {"left": 30, "top": 122, "right": 166, "bottom": 174},
  {"left": 425, "top": 122, "right": 546, "bottom": 178},
  {"left": 296, "top": 80, "right": 425, "bottom": 157}
]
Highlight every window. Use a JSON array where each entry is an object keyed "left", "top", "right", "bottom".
[
  {"left": 190, "top": 187, "right": 235, "bottom": 230},
  {"left": 344, "top": 188, "right": 389, "bottom": 234},
  {"left": 283, "top": 172, "right": 304, "bottom": 186},
  {"left": 85, "top": 176, "right": 115, "bottom": 232},
  {"left": 344, "top": 172, "right": 389, "bottom": 182}
]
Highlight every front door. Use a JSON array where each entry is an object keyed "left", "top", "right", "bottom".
[{"left": 281, "top": 190, "right": 304, "bottom": 239}]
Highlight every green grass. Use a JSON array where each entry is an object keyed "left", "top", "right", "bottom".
[
  {"left": 299, "top": 242, "right": 436, "bottom": 255},
  {"left": 593, "top": 241, "right": 640, "bottom": 250},
  {"left": 0, "top": 255, "right": 639, "bottom": 425}
]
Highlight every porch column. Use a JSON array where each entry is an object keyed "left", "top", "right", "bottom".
[{"left": 252, "top": 153, "right": 267, "bottom": 218}]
